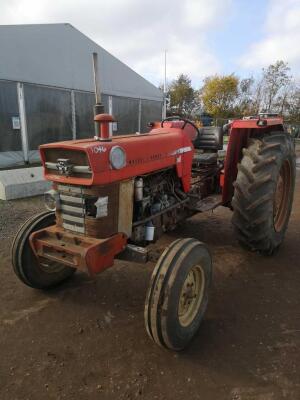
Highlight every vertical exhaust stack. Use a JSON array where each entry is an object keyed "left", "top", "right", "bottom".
[
  {"left": 92, "top": 52, "right": 114, "bottom": 141},
  {"left": 92, "top": 52, "right": 104, "bottom": 118}
]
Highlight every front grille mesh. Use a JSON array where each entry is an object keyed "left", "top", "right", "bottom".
[
  {"left": 43, "top": 149, "right": 91, "bottom": 178},
  {"left": 56, "top": 182, "right": 120, "bottom": 238},
  {"left": 57, "top": 184, "right": 85, "bottom": 234}
]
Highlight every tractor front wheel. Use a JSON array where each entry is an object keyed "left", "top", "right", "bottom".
[
  {"left": 232, "top": 132, "right": 296, "bottom": 255},
  {"left": 12, "top": 211, "right": 75, "bottom": 289},
  {"left": 144, "top": 238, "right": 212, "bottom": 351}
]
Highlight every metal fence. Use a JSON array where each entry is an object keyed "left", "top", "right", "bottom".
[
  {"left": 285, "top": 122, "right": 300, "bottom": 138},
  {"left": 0, "top": 80, "right": 162, "bottom": 168}
]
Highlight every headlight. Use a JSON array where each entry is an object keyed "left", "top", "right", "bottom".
[
  {"left": 44, "top": 189, "right": 59, "bottom": 211},
  {"left": 109, "top": 146, "right": 126, "bottom": 169}
]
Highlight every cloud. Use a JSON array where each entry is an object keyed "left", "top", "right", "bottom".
[
  {"left": 0, "top": 0, "right": 232, "bottom": 86},
  {"left": 239, "top": 0, "right": 300, "bottom": 72}
]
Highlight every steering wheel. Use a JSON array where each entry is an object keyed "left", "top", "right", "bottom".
[{"left": 161, "top": 116, "right": 200, "bottom": 136}]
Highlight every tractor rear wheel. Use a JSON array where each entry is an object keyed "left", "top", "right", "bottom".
[
  {"left": 12, "top": 211, "right": 75, "bottom": 289},
  {"left": 144, "top": 238, "right": 212, "bottom": 350},
  {"left": 232, "top": 132, "right": 296, "bottom": 255}
]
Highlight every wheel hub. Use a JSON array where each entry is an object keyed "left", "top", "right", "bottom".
[{"left": 178, "top": 265, "right": 205, "bottom": 327}]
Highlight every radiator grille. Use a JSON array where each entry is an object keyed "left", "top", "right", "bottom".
[
  {"left": 57, "top": 184, "right": 85, "bottom": 234},
  {"left": 55, "top": 183, "right": 120, "bottom": 238},
  {"left": 43, "top": 149, "right": 91, "bottom": 178}
]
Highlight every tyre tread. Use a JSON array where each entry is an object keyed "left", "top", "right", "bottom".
[{"left": 232, "top": 131, "right": 295, "bottom": 254}]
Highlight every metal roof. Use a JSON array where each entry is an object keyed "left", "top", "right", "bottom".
[{"left": 0, "top": 23, "right": 163, "bottom": 101}]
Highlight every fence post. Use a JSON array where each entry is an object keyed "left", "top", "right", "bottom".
[
  {"left": 17, "top": 82, "right": 29, "bottom": 163},
  {"left": 108, "top": 95, "right": 113, "bottom": 136},
  {"left": 71, "top": 90, "right": 76, "bottom": 140},
  {"left": 138, "top": 99, "right": 142, "bottom": 132}
]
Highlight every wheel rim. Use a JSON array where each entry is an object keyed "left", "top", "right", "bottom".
[
  {"left": 178, "top": 265, "right": 205, "bottom": 327},
  {"left": 273, "top": 160, "right": 292, "bottom": 232}
]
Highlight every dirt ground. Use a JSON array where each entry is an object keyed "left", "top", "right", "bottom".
[{"left": 0, "top": 162, "right": 300, "bottom": 400}]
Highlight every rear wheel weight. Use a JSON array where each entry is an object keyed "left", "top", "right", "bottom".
[
  {"left": 232, "top": 132, "right": 296, "bottom": 255},
  {"left": 144, "top": 238, "right": 212, "bottom": 351},
  {"left": 11, "top": 211, "right": 75, "bottom": 289}
]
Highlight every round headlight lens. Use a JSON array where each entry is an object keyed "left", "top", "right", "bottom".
[{"left": 109, "top": 146, "right": 126, "bottom": 169}]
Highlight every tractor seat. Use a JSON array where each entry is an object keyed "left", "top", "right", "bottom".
[{"left": 193, "top": 126, "right": 223, "bottom": 151}]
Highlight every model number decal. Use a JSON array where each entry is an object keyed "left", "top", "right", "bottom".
[
  {"left": 92, "top": 145, "right": 107, "bottom": 154},
  {"left": 169, "top": 146, "right": 192, "bottom": 156}
]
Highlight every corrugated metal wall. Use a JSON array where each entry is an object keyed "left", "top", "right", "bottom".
[
  {"left": 0, "top": 81, "right": 24, "bottom": 167},
  {"left": 0, "top": 80, "right": 162, "bottom": 168}
]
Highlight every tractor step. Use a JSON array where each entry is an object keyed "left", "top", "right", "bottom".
[
  {"left": 117, "top": 244, "right": 172, "bottom": 264},
  {"left": 117, "top": 244, "right": 148, "bottom": 263},
  {"left": 189, "top": 194, "right": 222, "bottom": 212}
]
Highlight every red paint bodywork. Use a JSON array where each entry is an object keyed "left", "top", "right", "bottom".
[
  {"left": 41, "top": 116, "right": 284, "bottom": 205},
  {"left": 94, "top": 113, "right": 115, "bottom": 140},
  {"left": 30, "top": 226, "right": 126, "bottom": 275},
  {"left": 40, "top": 128, "right": 194, "bottom": 192},
  {"left": 37, "top": 125, "right": 195, "bottom": 274},
  {"left": 35, "top": 115, "right": 284, "bottom": 275},
  {"left": 222, "top": 118, "right": 284, "bottom": 203}
]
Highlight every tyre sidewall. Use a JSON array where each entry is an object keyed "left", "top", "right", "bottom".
[
  {"left": 161, "top": 243, "right": 212, "bottom": 350},
  {"left": 13, "top": 212, "right": 75, "bottom": 289},
  {"left": 271, "top": 148, "right": 296, "bottom": 247}
]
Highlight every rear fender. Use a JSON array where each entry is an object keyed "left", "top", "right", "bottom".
[{"left": 222, "top": 118, "right": 284, "bottom": 205}]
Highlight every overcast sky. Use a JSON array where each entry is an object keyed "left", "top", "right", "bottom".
[{"left": 1, "top": 0, "right": 299, "bottom": 87}]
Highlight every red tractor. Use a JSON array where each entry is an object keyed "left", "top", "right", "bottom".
[{"left": 12, "top": 110, "right": 295, "bottom": 351}]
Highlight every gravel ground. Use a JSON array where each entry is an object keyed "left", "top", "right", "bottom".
[{"left": 0, "top": 159, "right": 299, "bottom": 400}]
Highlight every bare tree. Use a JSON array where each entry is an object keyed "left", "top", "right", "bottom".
[{"left": 260, "top": 60, "right": 292, "bottom": 113}]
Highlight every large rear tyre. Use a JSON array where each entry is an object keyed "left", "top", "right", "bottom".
[
  {"left": 144, "top": 238, "right": 212, "bottom": 351},
  {"left": 12, "top": 211, "right": 75, "bottom": 289},
  {"left": 232, "top": 132, "right": 296, "bottom": 255}
]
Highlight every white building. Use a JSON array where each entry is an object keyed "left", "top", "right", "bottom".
[{"left": 0, "top": 23, "right": 163, "bottom": 168}]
